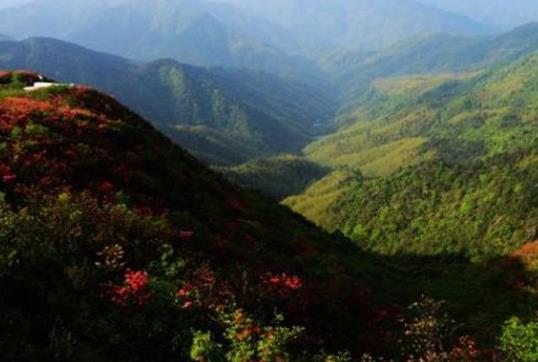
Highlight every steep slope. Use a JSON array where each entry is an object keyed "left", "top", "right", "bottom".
[
  {"left": 0, "top": 37, "right": 336, "bottom": 164},
  {"left": 1, "top": 71, "right": 537, "bottom": 360},
  {"left": 0, "top": 70, "right": 378, "bottom": 359},
  {"left": 326, "top": 23, "right": 538, "bottom": 98},
  {"left": 219, "top": 0, "right": 495, "bottom": 51},
  {"left": 0, "top": 0, "right": 318, "bottom": 77},
  {"left": 288, "top": 51, "right": 538, "bottom": 260}
]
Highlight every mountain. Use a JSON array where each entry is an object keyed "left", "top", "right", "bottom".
[
  {"left": 1, "top": 70, "right": 536, "bottom": 361},
  {"left": 418, "top": 0, "right": 538, "bottom": 28},
  {"left": 0, "top": 70, "right": 374, "bottom": 360},
  {"left": 325, "top": 23, "right": 538, "bottom": 100},
  {"left": 0, "top": 0, "right": 320, "bottom": 77},
  {"left": 217, "top": 155, "right": 330, "bottom": 199},
  {"left": 0, "top": 37, "right": 336, "bottom": 164},
  {"left": 0, "top": 34, "right": 12, "bottom": 41},
  {"left": 286, "top": 50, "right": 538, "bottom": 260},
  {"left": 218, "top": 0, "right": 496, "bottom": 51}
]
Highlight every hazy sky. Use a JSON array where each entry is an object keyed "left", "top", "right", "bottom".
[{"left": 0, "top": 0, "right": 34, "bottom": 9}]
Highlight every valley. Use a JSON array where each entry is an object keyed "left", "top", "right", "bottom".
[{"left": 3, "top": 1, "right": 538, "bottom": 361}]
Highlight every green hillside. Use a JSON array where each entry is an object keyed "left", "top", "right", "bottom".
[
  {"left": 217, "top": 155, "right": 329, "bottom": 199},
  {"left": 326, "top": 23, "right": 538, "bottom": 99},
  {"left": 288, "top": 50, "right": 538, "bottom": 260},
  {"left": 0, "top": 37, "right": 336, "bottom": 164},
  {"left": 3, "top": 70, "right": 538, "bottom": 360}
]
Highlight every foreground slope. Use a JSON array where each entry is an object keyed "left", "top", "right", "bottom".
[
  {"left": 0, "top": 70, "right": 372, "bottom": 359},
  {"left": 0, "top": 37, "right": 336, "bottom": 164},
  {"left": 1, "top": 71, "right": 536, "bottom": 360}
]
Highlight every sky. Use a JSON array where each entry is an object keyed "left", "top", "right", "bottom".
[{"left": 0, "top": 0, "right": 35, "bottom": 9}]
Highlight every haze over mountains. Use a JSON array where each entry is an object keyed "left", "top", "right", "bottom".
[
  {"left": 5, "top": 0, "right": 538, "bottom": 360},
  {"left": 0, "top": 0, "right": 498, "bottom": 72},
  {"left": 418, "top": 0, "right": 538, "bottom": 28},
  {"left": 218, "top": 0, "right": 496, "bottom": 50}
]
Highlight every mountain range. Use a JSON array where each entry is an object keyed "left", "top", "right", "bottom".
[
  {"left": 4, "top": 0, "right": 538, "bottom": 360},
  {"left": 218, "top": 0, "right": 496, "bottom": 51},
  {"left": 0, "top": 37, "right": 336, "bottom": 164},
  {"left": 0, "top": 0, "right": 499, "bottom": 73},
  {"left": 0, "top": 0, "right": 323, "bottom": 77},
  {"left": 325, "top": 22, "right": 538, "bottom": 104},
  {"left": 1, "top": 70, "right": 535, "bottom": 361}
]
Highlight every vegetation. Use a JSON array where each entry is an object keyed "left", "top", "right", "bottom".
[
  {"left": 326, "top": 23, "right": 538, "bottom": 99},
  {"left": 0, "top": 38, "right": 336, "bottom": 165},
  {"left": 289, "top": 51, "right": 538, "bottom": 261},
  {"left": 4, "top": 3, "right": 538, "bottom": 359},
  {"left": 218, "top": 155, "right": 329, "bottom": 199},
  {"left": 499, "top": 317, "right": 538, "bottom": 361},
  {"left": 3, "top": 71, "right": 538, "bottom": 360}
]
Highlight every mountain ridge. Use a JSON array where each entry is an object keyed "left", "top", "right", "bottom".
[{"left": 0, "top": 36, "right": 337, "bottom": 164}]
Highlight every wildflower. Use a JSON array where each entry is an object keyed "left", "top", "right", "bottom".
[
  {"left": 110, "top": 269, "right": 151, "bottom": 307},
  {"left": 176, "top": 282, "right": 194, "bottom": 298},
  {"left": 178, "top": 230, "right": 194, "bottom": 241},
  {"left": 98, "top": 181, "right": 114, "bottom": 193},
  {"left": 284, "top": 275, "right": 302, "bottom": 290},
  {"left": 263, "top": 273, "right": 302, "bottom": 290},
  {"left": 2, "top": 173, "right": 16, "bottom": 184},
  {"left": 125, "top": 270, "right": 149, "bottom": 292}
]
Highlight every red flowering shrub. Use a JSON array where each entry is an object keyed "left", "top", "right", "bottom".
[
  {"left": 110, "top": 270, "right": 151, "bottom": 307},
  {"left": 0, "top": 71, "right": 431, "bottom": 360},
  {"left": 262, "top": 273, "right": 303, "bottom": 297}
]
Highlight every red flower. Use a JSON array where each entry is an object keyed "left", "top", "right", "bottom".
[
  {"left": 263, "top": 273, "right": 303, "bottom": 292},
  {"left": 178, "top": 231, "right": 194, "bottom": 241},
  {"left": 0, "top": 164, "right": 16, "bottom": 184},
  {"left": 110, "top": 270, "right": 151, "bottom": 307},
  {"left": 284, "top": 275, "right": 302, "bottom": 290},
  {"left": 125, "top": 270, "right": 149, "bottom": 291},
  {"left": 176, "top": 282, "right": 194, "bottom": 298},
  {"left": 98, "top": 181, "right": 114, "bottom": 194}
]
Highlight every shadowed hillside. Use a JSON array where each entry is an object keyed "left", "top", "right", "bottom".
[{"left": 1, "top": 71, "right": 536, "bottom": 360}]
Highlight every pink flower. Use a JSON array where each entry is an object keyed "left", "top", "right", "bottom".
[{"left": 2, "top": 174, "right": 16, "bottom": 184}]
